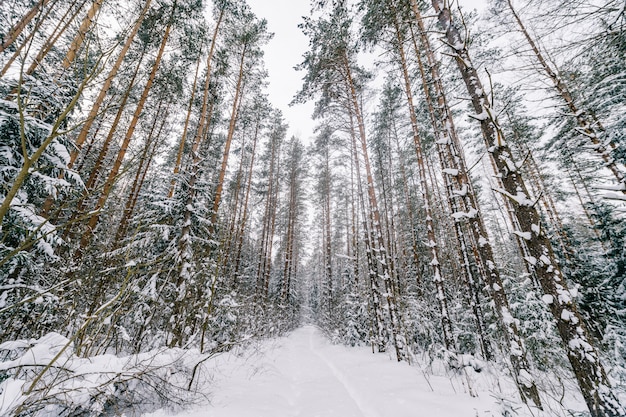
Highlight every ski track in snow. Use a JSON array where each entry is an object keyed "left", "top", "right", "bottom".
[
  {"left": 305, "top": 328, "right": 380, "bottom": 417},
  {"left": 145, "top": 325, "right": 509, "bottom": 417}
]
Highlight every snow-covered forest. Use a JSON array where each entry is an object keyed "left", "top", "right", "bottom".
[{"left": 0, "top": 0, "right": 625, "bottom": 415}]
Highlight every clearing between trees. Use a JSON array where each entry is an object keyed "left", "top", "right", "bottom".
[{"left": 146, "top": 325, "right": 591, "bottom": 417}]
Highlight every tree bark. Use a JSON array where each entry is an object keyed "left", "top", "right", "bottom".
[
  {"left": 389, "top": 7, "right": 455, "bottom": 355},
  {"left": 1, "top": 0, "right": 74, "bottom": 78},
  {"left": 0, "top": 0, "right": 54, "bottom": 54},
  {"left": 169, "top": 7, "right": 224, "bottom": 198},
  {"left": 427, "top": 0, "right": 625, "bottom": 414},
  {"left": 256, "top": 120, "right": 282, "bottom": 298},
  {"left": 209, "top": 41, "right": 247, "bottom": 233},
  {"left": 409, "top": 8, "right": 545, "bottom": 405},
  {"left": 232, "top": 113, "right": 261, "bottom": 282},
  {"left": 24, "top": 0, "right": 88, "bottom": 76},
  {"left": 61, "top": 0, "right": 104, "bottom": 70},
  {"left": 349, "top": 113, "right": 386, "bottom": 354},
  {"left": 343, "top": 57, "right": 407, "bottom": 361},
  {"left": 63, "top": 49, "right": 144, "bottom": 232},
  {"left": 505, "top": 0, "right": 626, "bottom": 193},
  {"left": 168, "top": 47, "right": 202, "bottom": 198},
  {"left": 114, "top": 105, "right": 169, "bottom": 244},
  {"left": 68, "top": 0, "right": 152, "bottom": 168},
  {"left": 79, "top": 6, "right": 174, "bottom": 250}
]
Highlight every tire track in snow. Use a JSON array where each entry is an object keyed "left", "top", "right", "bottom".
[{"left": 306, "top": 327, "right": 381, "bottom": 417}]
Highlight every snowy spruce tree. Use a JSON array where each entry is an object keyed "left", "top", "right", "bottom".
[{"left": 1, "top": 0, "right": 625, "bottom": 416}]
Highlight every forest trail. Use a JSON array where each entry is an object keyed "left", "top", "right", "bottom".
[{"left": 147, "top": 326, "right": 507, "bottom": 417}]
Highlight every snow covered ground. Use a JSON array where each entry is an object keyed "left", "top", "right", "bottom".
[
  {"left": 1, "top": 324, "right": 600, "bottom": 416},
  {"left": 146, "top": 325, "right": 561, "bottom": 417}
]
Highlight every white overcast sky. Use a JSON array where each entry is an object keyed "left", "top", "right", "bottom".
[
  {"left": 247, "top": 0, "right": 316, "bottom": 142},
  {"left": 246, "top": 0, "right": 486, "bottom": 144}
]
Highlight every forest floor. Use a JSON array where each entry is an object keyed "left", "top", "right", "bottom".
[{"left": 145, "top": 325, "right": 583, "bottom": 417}]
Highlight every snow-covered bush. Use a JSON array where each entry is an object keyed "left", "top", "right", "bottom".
[{"left": 0, "top": 332, "right": 208, "bottom": 416}]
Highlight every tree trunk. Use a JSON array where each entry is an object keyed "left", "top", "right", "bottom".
[
  {"left": 209, "top": 41, "right": 247, "bottom": 232},
  {"left": 428, "top": 0, "right": 625, "bottom": 414},
  {"left": 0, "top": 0, "right": 54, "bottom": 54},
  {"left": 232, "top": 114, "right": 261, "bottom": 282},
  {"left": 169, "top": 7, "right": 224, "bottom": 198},
  {"left": 79, "top": 7, "right": 174, "bottom": 250},
  {"left": 410, "top": 9, "right": 544, "bottom": 403},
  {"left": 62, "top": 49, "right": 144, "bottom": 232},
  {"left": 114, "top": 105, "right": 169, "bottom": 244},
  {"left": 282, "top": 165, "right": 298, "bottom": 303},
  {"left": 177, "top": 63, "right": 221, "bottom": 282},
  {"left": 23, "top": 0, "right": 88, "bottom": 76},
  {"left": 168, "top": 48, "right": 202, "bottom": 198},
  {"left": 349, "top": 113, "right": 386, "bottom": 354},
  {"left": 505, "top": 0, "right": 626, "bottom": 193},
  {"left": 405, "top": 5, "right": 494, "bottom": 360},
  {"left": 1, "top": 0, "right": 72, "bottom": 78},
  {"left": 68, "top": 0, "right": 152, "bottom": 168},
  {"left": 389, "top": 9, "right": 455, "bottom": 355},
  {"left": 343, "top": 64, "right": 406, "bottom": 360},
  {"left": 324, "top": 142, "right": 333, "bottom": 314},
  {"left": 60, "top": 0, "right": 104, "bottom": 70},
  {"left": 256, "top": 122, "right": 282, "bottom": 298}
]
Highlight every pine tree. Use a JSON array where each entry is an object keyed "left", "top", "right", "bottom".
[
  {"left": 296, "top": 1, "right": 407, "bottom": 361},
  {"left": 424, "top": 0, "right": 625, "bottom": 413}
]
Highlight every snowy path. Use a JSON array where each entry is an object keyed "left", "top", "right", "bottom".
[{"left": 147, "top": 326, "right": 506, "bottom": 417}]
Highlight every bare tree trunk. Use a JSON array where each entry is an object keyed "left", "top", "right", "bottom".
[
  {"left": 343, "top": 60, "right": 407, "bottom": 361},
  {"left": 405, "top": 6, "right": 494, "bottom": 360},
  {"left": 79, "top": 7, "right": 174, "bottom": 250},
  {"left": 505, "top": 0, "right": 626, "bottom": 193},
  {"left": 323, "top": 140, "right": 333, "bottom": 314},
  {"left": 1, "top": 0, "right": 75, "bottom": 78},
  {"left": 349, "top": 113, "right": 386, "bottom": 353},
  {"left": 411, "top": 9, "right": 544, "bottom": 402},
  {"left": 282, "top": 163, "right": 298, "bottom": 303},
  {"left": 68, "top": 0, "right": 152, "bottom": 169},
  {"left": 0, "top": 0, "right": 54, "bottom": 54},
  {"left": 389, "top": 9, "right": 455, "bottom": 355},
  {"left": 61, "top": 0, "right": 104, "bottom": 71},
  {"left": 170, "top": 8, "right": 224, "bottom": 198},
  {"left": 256, "top": 124, "right": 282, "bottom": 298},
  {"left": 62, "top": 49, "right": 144, "bottom": 233},
  {"left": 23, "top": 0, "right": 88, "bottom": 76},
  {"left": 233, "top": 114, "right": 261, "bottom": 282},
  {"left": 209, "top": 42, "right": 247, "bottom": 232},
  {"left": 168, "top": 49, "right": 202, "bottom": 198},
  {"left": 176, "top": 6, "right": 224, "bottom": 283},
  {"left": 427, "top": 0, "right": 625, "bottom": 414},
  {"left": 114, "top": 106, "right": 169, "bottom": 244}
]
